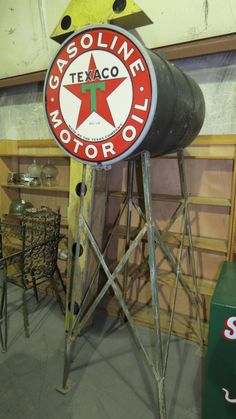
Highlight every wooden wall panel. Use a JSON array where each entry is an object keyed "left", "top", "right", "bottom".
[{"left": 103, "top": 135, "right": 236, "bottom": 342}]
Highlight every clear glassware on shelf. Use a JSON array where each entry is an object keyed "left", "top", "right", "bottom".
[
  {"left": 28, "top": 159, "right": 42, "bottom": 187},
  {"left": 41, "top": 160, "right": 58, "bottom": 187}
]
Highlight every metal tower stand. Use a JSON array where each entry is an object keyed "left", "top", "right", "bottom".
[{"left": 58, "top": 150, "right": 203, "bottom": 419}]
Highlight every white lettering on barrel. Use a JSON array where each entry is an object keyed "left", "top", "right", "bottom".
[
  {"left": 85, "top": 145, "right": 98, "bottom": 159},
  {"left": 135, "top": 99, "right": 148, "bottom": 111},
  {"left": 81, "top": 34, "right": 93, "bottom": 49},
  {"left": 110, "top": 35, "right": 118, "bottom": 50},
  {"left": 49, "top": 110, "right": 62, "bottom": 128},
  {"left": 123, "top": 125, "right": 136, "bottom": 142},
  {"left": 57, "top": 59, "right": 68, "bottom": 74},
  {"left": 60, "top": 130, "right": 71, "bottom": 143},
  {"left": 97, "top": 32, "right": 108, "bottom": 48},
  {"left": 49, "top": 75, "right": 59, "bottom": 89},
  {"left": 117, "top": 41, "right": 134, "bottom": 61},
  {"left": 73, "top": 139, "right": 83, "bottom": 153},
  {"left": 129, "top": 58, "right": 145, "bottom": 77},
  {"left": 131, "top": 114, "right": 144, "bottom": 124},
  {"left": 102, "top": 142, "right": 116, "bottom": 158},
  {"left": 66, "top": 42, "right": 78, "bottom": 58}
]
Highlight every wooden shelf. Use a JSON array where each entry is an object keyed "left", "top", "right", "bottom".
[
  {"left": 1, "top": 183, "right": 69, "bottom": 193},
  {"left": 109, "top": 191, "right": 231, "bottom": 207},
  {"left": 107, "top": 257, "right": 216, "bottom": 297},
  {"left": 110, "top": 224, "right": 228, "bottom": 253},
  {"left": 0, "top": 149, "right": 67, "bottom": 158},
  {"left": 17, "top": 149, "right": 67, "bottom": 158},
  {"left": 0, "top": 140, "right": 71, "bottom": 282},
  {"left": 165, "top": 232, "right": 228, "bottom": 253},
  {"left": 193, "top": 135, "right": 236, "bottom": 146},
  {"left": 184, "top": 145, "right": 235, "bottom": 160},
  {"left": 99, "top": 295, "right": 209, "bottom": 344},
  {"left": 0, "top": 139, "right": 67, "bottom": 158},
  {"left": 158, "top": 135, "right": 236, "bottom": 160},
  {"left": 161, "top": 149, "right": 235, "bottom": 160},
  {"left": 188, "top": 196, "right": 231, "bottom": 207},
  {"left": 158, "top": 270, "right": 216, "bottom": 297}
]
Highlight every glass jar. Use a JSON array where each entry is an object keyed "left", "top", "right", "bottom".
[
  {"left": 28, "top": 159, "right": 42, "bottom": 187},
  {"left": 41, "top": 160, "right": 58, "bottom": 187}
]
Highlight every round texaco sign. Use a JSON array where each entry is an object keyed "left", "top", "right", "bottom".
[{"left": 44, "top": 24, "right": 157, "bottom": 167}]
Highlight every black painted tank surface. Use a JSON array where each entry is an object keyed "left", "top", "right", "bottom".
[{"left": 131, "top": 51, "right": 205, "bottom": 158}]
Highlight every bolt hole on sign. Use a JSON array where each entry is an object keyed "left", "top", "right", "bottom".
[{"left": 44, "top": 24, "right": 205, "bottom": 168}]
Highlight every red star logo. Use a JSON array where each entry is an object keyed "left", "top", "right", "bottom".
[{"left": 64, "top": 54, "right": 126, "bottom": 128}]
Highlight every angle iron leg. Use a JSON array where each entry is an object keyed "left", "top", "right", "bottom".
[
  {"left": 50, "top": 271, "right": 65, "bottom": 315},
  {"left": 177, "top": 150, "right": 203, "bottom": 349},
  {"left": 141, "top": 151, "right": 167, "bottom": 419},
  {"left": 58, "top": 164, "right": 88, "bottom": 393},
  {"left": 122, "top": 159, "right": 135, "bottom": 317},
  {"left": 0, "top": 263, "right": 7, "bottom": 352}
]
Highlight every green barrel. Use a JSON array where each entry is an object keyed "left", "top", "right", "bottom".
[{"left": 203, "top": 262, "right": 236, "bottom": 418}]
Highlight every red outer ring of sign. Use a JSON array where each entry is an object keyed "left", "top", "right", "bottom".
[{"left": 45, "top": 27, "right": 153, "bottom": 164}]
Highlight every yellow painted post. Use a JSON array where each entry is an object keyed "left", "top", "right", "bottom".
[
  {"left": 66, "top": 160, "right": 94, "bottom": 329},
  {"left": 50, "top": 0, "right": 151, "bottom": 43},
  {"left": 49, "top": 0, "right": 151, "bottom": 330}
]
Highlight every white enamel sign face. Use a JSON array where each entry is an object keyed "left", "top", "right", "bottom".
[{"left": 44, "top": 25, "right": 157, "bottom": 166}]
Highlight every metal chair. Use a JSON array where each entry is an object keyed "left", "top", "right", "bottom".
[{"left": 0, "top": 207, "right": 66, "bottom": 351}]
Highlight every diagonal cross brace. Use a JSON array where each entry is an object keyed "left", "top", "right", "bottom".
[
  {"left": 71, "top": 217, "right": 148, "bottom": 334},
  {"left": 80, "top": 216, "right": 164, "bottom": 385}
]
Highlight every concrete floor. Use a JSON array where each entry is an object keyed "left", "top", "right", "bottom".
[{"left": 0, "top": 284, "right": 203, "bottom": 419}]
